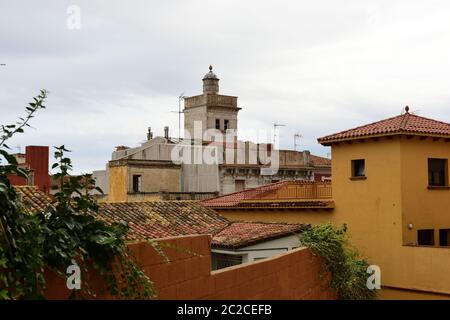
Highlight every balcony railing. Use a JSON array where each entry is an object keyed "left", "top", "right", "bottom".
[{"left": 265, "top": 181, "right": 332, "bottom": 200}]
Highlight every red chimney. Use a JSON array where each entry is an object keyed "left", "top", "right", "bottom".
[{"left": 25, "top": 146, "right": 51, "bottom": 194}]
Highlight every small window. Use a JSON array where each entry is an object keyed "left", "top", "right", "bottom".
[
  {"left": 215, "top": 119, "right": 221, "bottom": 130},
  {"left": 428, "top": 158, "right": 448, "bottom": 187},
  {"left": 351, "top": 159, "right": 365, "bottom": 178},
  {"left": 213, "top": 253, "right": 242, "bottom": 270},
  {"left": 417, "top": 229, "right": 434, "bottom": 246},
  {"left": 235, "top": 179, "right": 245, "bottom": 192},
  {"left": 132, "top": 175, "right": 141, "bottom": 193},
  {"left": 224, "top": 119, "right": 230, "bottom": 131},
  {"left": 439, "top": 229, "right": 450, "bottom": 247}
]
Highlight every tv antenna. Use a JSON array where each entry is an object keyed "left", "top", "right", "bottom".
[
  {"left": 273, "top": 123, "right": 286, "bottom": 147},
  {"left": 294, "top": 132, "right": 302, "bottom": 151},
  {"left": 170, "top": 93, "right": 187, "bottom": 141}
]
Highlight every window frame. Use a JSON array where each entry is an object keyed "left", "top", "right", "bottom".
[
  {"left": 132, "top": 174, "right": 142, "bottom": 193},
  {"left": 350, "top": 159, "right": 366, "bottom": 180},
  {"left": 439, "top": 229, "right": 450, "bottom": 247},
  {"left": 417, "top": 229, "right": 435, "bottom": 246},
  {"left": 428, "top": 158, "right": 448, "bottom": 188}
]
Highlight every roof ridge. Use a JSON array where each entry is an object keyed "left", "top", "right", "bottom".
[
  {"left": 399, "top": 112, "right": 410, "bottom": 131},
  {"left": 407, "top": 112, "right": 450, "bottom": 126},
  {"left": 318, "top": 111, "right": 450, "bottom": 144},
  {"left": 318, "top": 113, "right": 405, "bottom": 141}
]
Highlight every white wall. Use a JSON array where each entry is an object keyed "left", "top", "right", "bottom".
[
  {"left": 92, "top": 168, "right": 108, "bottom": 195},
  {"left": 212, "top": 234, "right": 301, "bottom": 264}
]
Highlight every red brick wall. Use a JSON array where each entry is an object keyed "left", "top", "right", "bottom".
[
  {"left": 25, "top": 146, "right": 51, "bottom": 194},
  {"left": 44, "top": 235, "right": 335, "bottom": 300}
]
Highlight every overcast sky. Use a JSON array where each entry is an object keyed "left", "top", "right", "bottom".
[{"left": 1, "top": 0, "right": 450, "bottom": 173}]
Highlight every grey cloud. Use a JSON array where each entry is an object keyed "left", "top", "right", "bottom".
[{"left": 1, "top": 0, "right": 449, "bottom": 174}]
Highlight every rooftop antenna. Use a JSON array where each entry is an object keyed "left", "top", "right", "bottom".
[
  {"left": 170, "top": 93, "right": 187, "bottom": 141},
  {"left": 294, "top": 132, "right": 302, "bottom": 151},
  {"left": 273, "top": 123, "right": 286, "bottom": 148}
]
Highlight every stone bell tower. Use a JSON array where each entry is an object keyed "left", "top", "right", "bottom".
[
  {"left": 183, "top": 66, "right": 241, "bottom": 142},
  {"left": 202, "top": 65, "right": 220, "bottom": 94}
]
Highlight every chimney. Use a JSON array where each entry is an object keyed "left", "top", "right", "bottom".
[
  {"left": 147, "top": 127, "right": 153, "bottom": 140},
  {"left": 115, "top": 145, "right": 129, "bottom": 151},
  {"left": 303, "top": 150, "right": 311, "bottom": 166},
  {"left": 164, "top": 126, "right": 169, "bottom": 140}
]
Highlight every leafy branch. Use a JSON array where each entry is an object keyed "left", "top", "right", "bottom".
[
  {"left": 0, "top": 91, "right": 155, "bottom": 299},
  {"left": 298, "top": 223, "right": 377, "bottom": 300}
]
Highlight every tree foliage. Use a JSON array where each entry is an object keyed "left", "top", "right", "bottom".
[
  {"left": 0, "top": 91, "right": 155, "bottom": 299},
  {"left": 298, "top": 223, "right": 377, "bottom": 300}
]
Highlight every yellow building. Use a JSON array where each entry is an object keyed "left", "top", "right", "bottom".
[
  {"left": 108, "top": 158, "right": 182, "bottom": 202},
  {"left": 205, "top": 107, "right": 450, "bottom": 298}
]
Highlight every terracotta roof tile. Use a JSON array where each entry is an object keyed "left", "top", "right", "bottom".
[
  {"left": 14, "top": 185, "right": 53, "bottom": 213},
  {"left": 211, "top": 222, "right": 305, "bottom": 249},
  {"left": 318, "top": 112, "right": 450, "bottom": 145},
  {"left": 309, "top": 154, "right": 331, "bottom": 166},
  {"left": 96, "top": 201, "right": 229, "bottom": 241},
  {"left": 201, "top": 181, "right": 288, "bottom": 207},
  {"left": 13, "top": 186, "right": 309, "bottom": 248}
]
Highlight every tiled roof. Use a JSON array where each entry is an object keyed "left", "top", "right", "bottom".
[
  {"left": 201, "top": 181, "right": 334, "bottom": 209},
  {"left": 318, "top": 111, "right": 450, "bottom": 145},
  {"left": 212, "top": 222, "right": 305, "bottom": 249},
  {"left": 96, "top": 201, "right": 229, "bottom": 241},
  {"left": 12, "top": 186, "right": 308, "bottom": 248},
  {"left": 202, "top": 181, "right": 288, "bottom": 208},
  {"left": 14, "top": 185, "right": 53, "bottom": 213},
  {"left": 309, "top": 155, "right": 331, "bottom": 166}
]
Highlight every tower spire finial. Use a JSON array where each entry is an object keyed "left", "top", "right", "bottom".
[{"left": 209, "top": 65, "right": 213, "bottom": 71}]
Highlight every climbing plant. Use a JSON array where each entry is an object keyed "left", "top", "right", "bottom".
[
  {"left": 0, "top": 90, "right": 155, "bottom": 299},
  {"left": 298, "top": 223, "right": 377, "bottom": 300}
]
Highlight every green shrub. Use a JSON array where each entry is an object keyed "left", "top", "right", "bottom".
[{"left": 298, "top": 223, "right": 377, "bottom": 300}]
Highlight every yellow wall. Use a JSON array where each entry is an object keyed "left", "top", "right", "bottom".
[
  {"left": 108, "top": 163, "right": 181, "bottom": 202},
  {"left": 321, "top": 137, "right": 450, "bottom": 295},
  {"left": 400, "top": 138, "right": 450, "bottom": 245},
  {"left": 108, "top": 165, "right": 128, "bottom": 202},
  {"left": 218, "top": 136, "right": 450, "bottom": 297},
  {"left": 219, "top": 209, "right": 333, "bottom": 225},
  {"left": 127, "top": 166, "right": 181, "bottom": 194}
]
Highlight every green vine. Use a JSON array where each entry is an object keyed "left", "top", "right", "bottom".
[
  {"left": 298, "top": 223, "right": 377, "bottom": 300},
  {"left": 0, "top": 91, "right": 156, "bottom": 299}
]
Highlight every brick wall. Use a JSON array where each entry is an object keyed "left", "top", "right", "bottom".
[{"left": 44, "top": 234, "right": 335, "bottom": 300}]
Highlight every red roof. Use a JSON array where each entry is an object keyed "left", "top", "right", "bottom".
[
  {"left": 318, "top": 111, "right": 450, "bottom": 145},
  {"left": 14, "top": 186, "right": 311, "bottom": 249},
  {"left": 97, "top": 201, "right": 229, "bottom": 241},
  {"left": 202, "top": 181, "right": 288, "bottom": 207},
  {"left": 309, "top": 154, "right": 331, "bottom": 166},
  {"left": 212, "top": 222, "right": 305, "bottom": 249}
]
